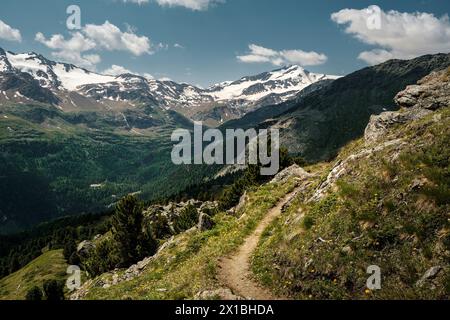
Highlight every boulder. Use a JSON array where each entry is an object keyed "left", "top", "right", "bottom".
[
  {"left": 416, "top": 266, "right": 442, "bottom": 288},
  {"left": 76, "top": 240, "right": 95, "bottom": 259},
  {"left": 271, "top": 164, "right": 311, "bottom": 184},
  {"left": 233, "top": 191, "right": 249, "bottom": 216},
  {"left": 194, "top": 288, "right": 245, "bottom": 300}
]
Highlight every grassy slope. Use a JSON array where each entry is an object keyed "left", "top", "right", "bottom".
[
  {"left": 80, "top": 179, "right": 297, "bottom": 300},
  {"left": 252, "top": 106, "right": 450, "bottom": 299},
  {"left": 79, "top": 107, "right": 449, "bottom": 300},
  {"left": 0, "top": 249, "right": 68, "bottom": 300}
]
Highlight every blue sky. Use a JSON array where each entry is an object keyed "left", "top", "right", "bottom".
[{"left": 0, "top": 0, "right": 449, "bottom": 86}]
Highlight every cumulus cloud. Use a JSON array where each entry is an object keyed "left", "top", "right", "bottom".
[
  {"left": 103, "top": 64, "right": 133, "bottom": 75},
  {"left": 143, "top": 73, "right": 154, "bottom": 79},
  {"left": 83, "top": 21, "right": 151, "bottom": 56},
  {"left": 123, "top": 0, "right": 149, "bottom": 4},
  {"left": 0, "top": 19, "right": 22, "bottom": 42},
  {"left": 154, "top": 0, "right": 223, "bottom": 11},
  {"left": 331, "top": 5, "right": 450, "bottom": 65},
  {"left": 237, "top": 44, "right": 328, "bottom": 67},
  {"left": 102, "top": 65, "right": 154, "bottom": 79},
  {"left": 122, "top": 0, "right": 223, "bottom": 10},
  {"left": 35, "top": 32, "right": 99, "bottom": 68},
  {"left": 35, "top": 21, "right": 151, "bottom": 69}
]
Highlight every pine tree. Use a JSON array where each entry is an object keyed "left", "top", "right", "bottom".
[{"left": 111, "top": 195, "right": 157, "bottom": 267}]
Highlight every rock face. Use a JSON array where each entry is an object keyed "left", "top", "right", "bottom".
[
  {"left": 365, "top": 68, "right": 450, "bottom": 143},
  {"left": 395, "top": 69, "right": 450, "bottom": 110},
  {"left": 364, "top": 112, "right": 411, "bottom": 143}
]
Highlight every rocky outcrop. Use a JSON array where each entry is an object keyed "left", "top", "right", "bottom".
[
  {"left": 76, "top": 240, "right": 95, "bottom": 259},
  {"left": 365, "top": 68, "right": 450, "bottom": 143},
  {"left": 316, "top": 68, "right": 450, "bottom": 203},
  {"left": 145, "top": 200, "right": 218, "bottom": 234},
  {"left": 70, "top": 234, "right": 186, "bottom": 300},
  {"left": 395, "top": 69, "right": 450, "bottom": 110},
  {"left": 309, "top": 139, "right": 405, "bottom": 202},
  {"left": 227, "top": 191, "right": 249, "bottom": 216},
  {"left": 270, "top": 164, "right": 312, "bottom": 184},
  {"left": 365, "top": 112, "right": 413, "bottom": 143}
]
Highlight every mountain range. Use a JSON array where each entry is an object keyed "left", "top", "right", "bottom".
[{"left": 0, "top": 48, "right": 339, "bottom": 126}]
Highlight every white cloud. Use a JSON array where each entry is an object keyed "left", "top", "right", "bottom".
[
  {"left": 35, "top": 32, "right": 95, "bottom": 53},
  {"left": 122, "top": 0, "right": 223, "bottom": 10},
  {"left": 155, "top": 0, "right": 223, "bottom": 11},
  {"left": 174, "top": 43, "right": 185, "bottom": 49},
  {"left": 123, "top": 0, "right": 149, "bottom": 4},
  {"left": 156, "top": 42, "right": 169, "bottom": 51},
  {"left": 102, "top": 65, "right": 154, "bottom": 79},
  {"left": 143, "top": 73, "right": 154, "bottom": 79},
  {"left": 35, "top": 21, "right": 151, "bottom": 69},
  {"left": 281, "top": 50, "right": 328, "bottom": 66},
  {"left": 331, "top": 5, "right": 450, "bottom": 65},
  {"left": 0, "top": 20, "right": 22, "bottom": 42},
  {"left": 103, "top": 64, "right": 133, "bottom": 75},
  {"left": 237, "top": 44, "right": 328, "bottom": 67},
  {"left": 83, "top": 21, "right": 151, "bottom": 56},
  {"left": 35, "top": 32, "right": 99, "bottom": 68}
]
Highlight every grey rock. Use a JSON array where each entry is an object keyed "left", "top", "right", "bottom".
[
  {"left": 194, "top": 288, "right": 245, "bottom": 300},
  {"left": 234, "top": 191, "right": 249, "bottom": 216},
  {"left": 364, "top": 112, "right": 410, "bottom": 143},
  {"left": 416, "top": 266, "right": 442, "bottom": 288},
  {"left": 76, "top": 240, "right": 95, "bottom": 259},
  {"left": 270, "top": 164, "right": 312, "bottom": 184}
]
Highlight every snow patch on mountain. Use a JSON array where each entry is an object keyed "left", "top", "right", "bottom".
[
  {"left": 206, "top": 65, "right": 340, "bottom": 103},
  {"left": 0, "top": 48, "right": 341, "bottom": 114}
]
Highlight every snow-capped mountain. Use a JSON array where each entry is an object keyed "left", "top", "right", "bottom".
[
  {"left": 0, "top": 48, "right": 340, "bottom": 124},
  {"left": 206, "top": 65, "right": 340, "bottom": 108}
]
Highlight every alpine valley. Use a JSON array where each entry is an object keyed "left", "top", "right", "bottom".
[
  {"left": 0, "top": 48, "right": 449, "bottom": 301},
  {"left": 0, "top": 47, "right": 339, "bottom": 234}
]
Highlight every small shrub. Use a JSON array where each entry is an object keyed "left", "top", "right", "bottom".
[
  {"left": 43, "top": 279, "right": 64, "bottom": 301},
  {"left": 302, "top": 216, "right": 315, "bottom": 230},
  {"left": 25, "top": 286, "right": 43, "bottom": 301},
  {"left": 173, "top": 205, "right": 199, "bottom": 233}
]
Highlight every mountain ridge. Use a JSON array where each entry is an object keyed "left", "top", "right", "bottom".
[{"left": 0, "top": 48, "right": 339, "bottom": 124}]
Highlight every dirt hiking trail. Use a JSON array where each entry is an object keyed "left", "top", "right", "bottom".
[{"left": 218, "top": 188, "right": 300, "bottom": 300}]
